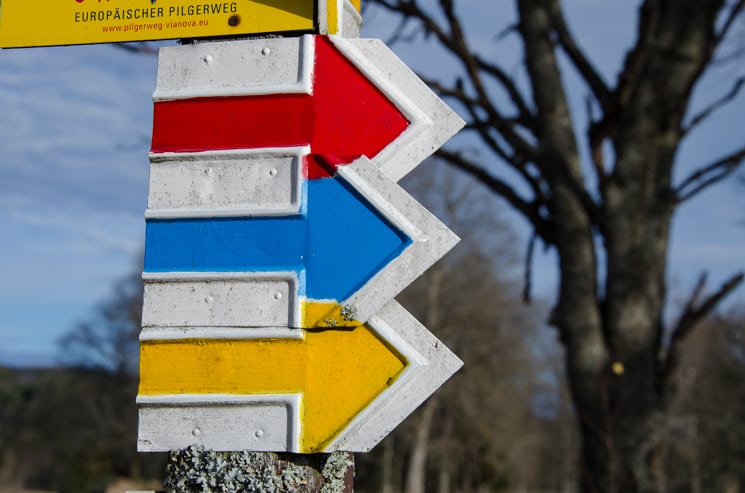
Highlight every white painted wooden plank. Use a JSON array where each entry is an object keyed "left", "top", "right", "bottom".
[
  {"left": 141, "top": 272, "right": 300, "bottom": 328},
  {"left": 137, "top": 394, "right": 301, "bottom": 452},
  {"left": 153, "top": 36, "right": 313, "bottom": 101},
  {"left": 146, "top": 148, "right": 306, "bottom": 219}
]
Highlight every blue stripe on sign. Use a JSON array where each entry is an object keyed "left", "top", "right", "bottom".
[{"left": 144, "top": 175, "right": 411, "bottom": 301}]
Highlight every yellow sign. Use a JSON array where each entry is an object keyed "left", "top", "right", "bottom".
[
  {"left": 139, "top": 325, "right": 406, "bottom": 453},
  {"left": 0, "top": 0, "right": 361, "bottom": 48}
]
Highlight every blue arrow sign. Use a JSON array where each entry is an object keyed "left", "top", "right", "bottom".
[{"left": 144, "top": 174, "right": 412, "bottom": 302}]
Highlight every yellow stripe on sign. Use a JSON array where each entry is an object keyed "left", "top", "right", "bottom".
[
  {"left": 0, "top": 0, "right": 315, "bottom": 48},
  {"left": 139, "top": 325, "right": 406, "bottom": 452}
]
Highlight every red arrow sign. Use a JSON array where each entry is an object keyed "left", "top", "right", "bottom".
[{"left": 151, "top": 36, "right": 410, "bottom": 179}]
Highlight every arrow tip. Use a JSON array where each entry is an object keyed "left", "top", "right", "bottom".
[{"left": 301, "top": 324, "right": 406, "bottom": 452}]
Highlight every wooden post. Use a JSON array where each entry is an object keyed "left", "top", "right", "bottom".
[{"left": 162, "top": 448, "right": 354, "bottom": 493}]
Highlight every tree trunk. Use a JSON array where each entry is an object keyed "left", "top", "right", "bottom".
[
  {"left": 572, "top": 373, "right": 667, "bottom": 493},
  {"left": 381, "top": 437, "right": 395, "bottom": 493},
  {"left": 517, "top": 0, "right": 726, "bottom": 491},
  {"left": 436, "top": 465, "right": 450, "bottom": 493},
  {"left": 402, "top": 263, "right": 445, "bottom": 493},
  {"left": 404, "top": 401, "right": 436, "bottom": 493}
]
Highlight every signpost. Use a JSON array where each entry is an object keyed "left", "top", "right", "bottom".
[
  {"left": 137, "top": 34, "right": 464, "bottom": 453},
  {"left": 0, "top": 0, "right": 361, "bottom": 47}
]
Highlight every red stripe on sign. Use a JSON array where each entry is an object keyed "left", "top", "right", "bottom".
[
  {"left": 151, "top": 94, "right": 314, "bottom": 153},
  {"left": 151, "top": 36, "right": 410, "bottom": 179}
]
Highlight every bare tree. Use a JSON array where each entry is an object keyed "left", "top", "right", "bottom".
[
  {"left": 364, "top": 0, "right": 745, "bottom": 491},
  {"left": 59, "top": 261, "right": 143, "bottom": 376}
]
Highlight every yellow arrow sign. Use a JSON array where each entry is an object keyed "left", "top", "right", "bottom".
[
  {"left": 0, "top": 0, "right": 361, "bottom": 48},
  {"left": 139, "top": 324, "right": 406, "bottom": 453}
]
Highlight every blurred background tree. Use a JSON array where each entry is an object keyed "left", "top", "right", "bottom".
[
  {"left": 363, "top": 0, "right": 745, "bottom": 491},
  {"left": 0, "top": 267, "right": 166, "bottom": 493},
  {"left": 356, "top": 162, "right": 577, "bottom": 493}
]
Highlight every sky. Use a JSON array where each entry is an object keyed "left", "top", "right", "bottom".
[
  {"left": 0, "top": 44, "right": 157, "bottom": 365},
  {"left": 0, "top": 1, "right": 743, "bottom": 367}
]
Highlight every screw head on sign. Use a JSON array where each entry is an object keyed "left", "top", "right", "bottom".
[{"left": 228, "top": 15, "right": 240, "bottom": 27}]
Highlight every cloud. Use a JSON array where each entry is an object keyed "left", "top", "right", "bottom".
[
  {"left": 8, "top": 206, "right": 142, "bottom": 255},
  {"left": 0, "top": 44, "right": 155, "bottom": 217}
]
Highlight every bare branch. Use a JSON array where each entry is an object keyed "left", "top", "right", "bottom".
[
  {"left": 473, "top": 55, "right": 537, "bottom": 128},
  {"left": 683, "top": 76, "right": 745, "bottom": 135},
  {"left": 518, "top": 0, "right": 602, "bottom": 229},
  {"left": 523, "top": 232, "right": 538, "bottom": 303},
  {"left": 437, "top": 148, "right": 555, "bottom": 244},
  {"left": 420, "top": 77, "right": 530, "bottom": 162},
  {"left": 422, "top": 74, "right": 551, "bottom": 210},
  {"left": 713, "top": 46, "right": 745, "bottom": 66},
  {"left": 437, "top": 0, "right": 539, "bottom": 157},
  {"left": 675, "top": 272, "right": 709, "bottom": 334},
  {"left": 385, "top": 13, "right": 416, "bottom": 46},
  {"left": 495, "top": 23, "right": 519, "bottom": 42},
  {"left": 373, "top": 0, "right": 539, "bottom": 155},
  {"left": 615, "top": 0, "right": 661, "bottom": 110},
  {"left": 546, "top": 0, "right": 613, "bottom": 111},
  {"left": 714, "top": 0, "right": 745, "bottom": 47},
  {"left": 666, "top": 271, "right": 745, "bottom": 374},
  {"left": 113, "top": 42, "right": 159, "bottom": 55},
  {"left": 675, "top": 145, "right": 745, "bottom": 202}
]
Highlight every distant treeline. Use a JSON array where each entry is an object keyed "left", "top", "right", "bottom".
[{"left": 0, "top": 365, "right": 166, "bottom": 492}]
